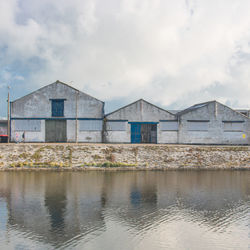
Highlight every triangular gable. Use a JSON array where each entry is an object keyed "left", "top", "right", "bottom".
[
  {"left": 12, "top": 80, "right": 103, "bottom": 104},
  {"left": 105, "top": 99, "right": 175, "bottom": 121}
]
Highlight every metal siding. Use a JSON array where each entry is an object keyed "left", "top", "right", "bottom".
[
  {"left": 45, "top": 120, "right": 66, "bottom": 142},
  {"left": 160, "top": 121, "right": 179, "bottom": 131},
  {"left": 106, "top": 121, "right": 126, "bottom": 131},
  {"left": 223, "top": 122, "right": 244, "bottom": 131},
  {"left": 79, "top": 120, "right": 103, "bottom": 131},
  {"left": 131, "top": 123, "right": 141, "bottom": 143},
  {"left": 15, "top": 120, "right": 41, "bottom": 131},
  {"left": 187, "top": 121, "right": 209, "bottom": 131}
]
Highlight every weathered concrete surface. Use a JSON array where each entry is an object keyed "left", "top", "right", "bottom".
[
  {"left": 0, "top": 143, "right": 249, "bottom": 170},
  {"left": 11, "top": 81, "right": 104, "bottom": 142}
]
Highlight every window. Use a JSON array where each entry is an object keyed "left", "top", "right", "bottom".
[
  {"left": 15, "top": 120, "right": 41, "bottom": 131},
  {"left": 160, "top": 121, "right": 179, "bottom": 131},
  {"left": 51, "top": 100, "right": 64, "bottom": 117},
  {"left": 223, "top": 121, "right": 244, "bottom": 132},
  {"left": 79, "top": 120, "right": 103, "bottom": 131},
  {"left": 187, "top": 120, "right": 209, "bottom": 131},
  {"left": 106, "top": 121, "right": 126, "bottom": 131}
]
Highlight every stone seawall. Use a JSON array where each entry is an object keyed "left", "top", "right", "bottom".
[{"left": 0, "top": 143, "right": 249, "bottom": 170}]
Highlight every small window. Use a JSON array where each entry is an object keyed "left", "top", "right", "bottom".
[
  {"left": 187, "top": 121, "right": 209, "bottom": 131},
  {"left": 79, "top": 120, "right": 103, "bottom": 131},
  {"left": 223, "top": 121, "right": 244, "bottom": 132},
  {"left": 160, "top": 121, "right": 179, "bottom": 131},
  {"left": 106, "top": 121, "right": 126, "bottom": 131},
  {"left": 15, "top": 120, "right": 41, "bottom": 131},
  {"left": 51, "top": 100, "right": 64, "bottom": 117}
]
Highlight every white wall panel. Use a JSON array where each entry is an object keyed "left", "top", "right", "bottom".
[
  {"left": 79, "top": 120, "right": 103, "bottom": 131},
  {"left": 106, "top": 121, "right": 126, "bottom": 131},
  {"left": 15, "top": 120, "right": 41, "bottom": 131}
]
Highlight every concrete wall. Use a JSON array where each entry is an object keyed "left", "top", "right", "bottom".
[
  {"left": 11, "top": 120, "right": 45, "bottom": 142},
  {"left": 106, "top": 99, "right": 175, "bottom": 122},
  {"left": 10, "top": 81, "right": 104, "bottom": 142},
  {"left": 104, "top": 122, "right": 130, "bottom": 143},
  {"left": 11, "top": 81, "right": 104, "bottom": 119},
  {"left": 178, "top": 102, "right": 250, "bottom": 145},
  {"left": 105, "top": 99, "right": 176, "bottom": 143}
]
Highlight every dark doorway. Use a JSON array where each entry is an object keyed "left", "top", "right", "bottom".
[
  {"left": 45, "top": 120, "right": 67, "bottom": 142},
  {"left": 131, "top": 123, "right": 157, "bottom": 143}
]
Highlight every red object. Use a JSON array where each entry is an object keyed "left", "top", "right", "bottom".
[{"left": 0, "top": 135, "right": 8, "bottom": 137}]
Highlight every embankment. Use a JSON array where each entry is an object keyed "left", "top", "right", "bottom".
[{"left": 0, "top": 143, "right": 249, "bottom": 170}]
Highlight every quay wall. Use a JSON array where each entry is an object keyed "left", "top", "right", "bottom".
[{"left": 0, "top": 143, "right": 249, "bottom": 170}]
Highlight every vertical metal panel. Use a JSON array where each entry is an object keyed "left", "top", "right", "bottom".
[
  {"left": 187, "top": 121, "right": 209, "bottom": 131},
  {"left": 79, "top": 120, "right": 102, "bottom": 131},
  {"left": 106, "top": 121, "right": 126, "bottom": 131},
  {"left": 160, "top": 121, "right": 179, "bottom": 131},
  {"left": 141, "top": 124, "right": 157, "bottom": 143},
  {"left": 45, "top": 120, "right": 66, "bottom": 142},
  {"left": 131, "top": 123, "right": 141, "bottom": 143},
  {"left": 15, "top": 120, "right": 41, "bottom": 131}
]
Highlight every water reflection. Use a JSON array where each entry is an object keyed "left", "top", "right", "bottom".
[{"left": 0, "top": 171, "right": 249, "bottom": 249}]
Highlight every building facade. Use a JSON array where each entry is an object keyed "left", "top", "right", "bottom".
[
  {"left": 104, "top": 99, "right": 177, "bottom": 143},
  {"left": 8, "top": 81, "right": 250, "bottom": 144},
  {"left": 177, "top": 101, "right": 250, "bottom": 145},
  {"left": 10, "top": 81, "right": 104, "bottom": 142}
]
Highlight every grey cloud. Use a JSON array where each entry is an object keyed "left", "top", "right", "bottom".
[{"left": 0, "top": 0, "right": 250, "bottom": 113}]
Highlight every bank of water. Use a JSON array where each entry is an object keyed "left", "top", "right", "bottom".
[
  {"left": 0, "top": 143, "right": 249, "bottom": 170},
  {"left": 0, "top": 171, "right": 249, "bottom": 249}
]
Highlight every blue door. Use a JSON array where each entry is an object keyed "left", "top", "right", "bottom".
[{"left": 131, "top": 123, "right": 141, "bottom": 143}]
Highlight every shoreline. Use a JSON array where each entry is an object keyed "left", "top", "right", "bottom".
[
  {"left": 0, "top": 167, "right": 249, "bottom": 171},
  {"left": 0, "top": 143, "right": 249, "bottom": 171}
]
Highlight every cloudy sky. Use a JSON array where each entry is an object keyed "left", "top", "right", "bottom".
[{"left": 1, "top": 0, "right": 250, "bottom": 117}]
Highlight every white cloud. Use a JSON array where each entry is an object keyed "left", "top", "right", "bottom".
[{"left": 0, "top": 0, "right": 250, "bottom": 110}]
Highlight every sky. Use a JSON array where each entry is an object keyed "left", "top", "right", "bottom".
[{"left": 1, "top": 0, "right": 250, "bottom": 118}]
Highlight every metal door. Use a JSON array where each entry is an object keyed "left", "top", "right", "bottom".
[
  {"left": 141, "top": 124, "right": 157, "bottom": 143},
  {"left": 45, "top": 120, "right": 67, "bottom": 142},
  {"left": 150, "top": 124, "right": 157, "bottom": 143},
  {"left": 131, "top": 123, "right": 141, "bottom": 143}
]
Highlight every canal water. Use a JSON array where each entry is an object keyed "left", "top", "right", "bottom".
[{"left": 0, "top": 171, "right": 249, "bottom": 250}]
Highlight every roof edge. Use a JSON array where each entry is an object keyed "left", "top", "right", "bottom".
[{"left": 105, "top": 98, "right": 175, "bottom": 117}]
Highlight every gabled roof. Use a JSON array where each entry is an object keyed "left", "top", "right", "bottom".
[
  {"left": 12, "top": 80, "right": 104, "bottom": 103},
  {"left": 105, "top": 98, "right": 174, "bottom": 117},
  {"left": 177, "top": 100, "right": 250, "bottom": 119},
  {"left": 176, "top": 101, "right": 215, "bottom": 116}
]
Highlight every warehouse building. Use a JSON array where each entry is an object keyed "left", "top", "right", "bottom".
[
  {"left": 10, "top": 81, "right": 104, "bottom": 142},
  {"left": 104, "top": 99, "right": 177, "bottom": 143},
  {"left": 177, "top": 101, "right": 250, "bottom": 145}
]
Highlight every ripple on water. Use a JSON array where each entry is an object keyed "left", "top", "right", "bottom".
[{"left": 0, "top": 171, "right": 248, "bottom": 250}]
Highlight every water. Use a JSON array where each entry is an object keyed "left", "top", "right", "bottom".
[{"left": 0, "top": 171, "right": 249, "bottom": 250}]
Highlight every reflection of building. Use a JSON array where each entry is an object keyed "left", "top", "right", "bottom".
[
  {"left": 0, "top": 171, "right": 249, "bottom": 248},
  {"left": 0, "top": 172, "right": 105, "bottom": 248}
]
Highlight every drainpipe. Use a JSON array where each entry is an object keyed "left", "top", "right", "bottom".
[
  {"left": 7, "top": 86, "right": 10, "bottom": 143},
  {"left": 75, "top": 91, "right": 79, "bottom": 143}
]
